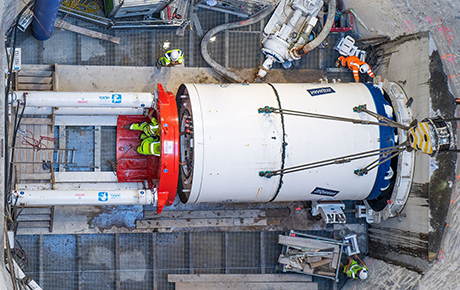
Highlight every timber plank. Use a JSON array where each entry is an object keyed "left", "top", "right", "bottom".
[
  {"left": 278, "top": 235, "right": 336, "bottom": 250},
  {"left": 18, "top": 76, "right": 53, "bottom": 84},
  {"left": 56, "top": 20, "right": 121, "bottom": 44},
  {"left": 20, "top": 118, "right": 53, "bottom": 125},
  {"left": 17, "top": 83, "right": 53, "bottom": 91},
  {"left": 309, "top": 258, "right": 332, "bottom": 268},
  {"left": 174, "top": 282, "right": 318, "bottom": 290},
  {"left": 18, "top": 70, "right": 53, "bottom": 77},
  {"left": 144, "top": 209, "right": 289, "bottom": 219},
  {"left": 20, "top": 64, "right": 53, "bottom": 71},
  {"left": 168, "top": 274, "right": 312, "bottom": 283},
  {"left": 17, "top": 221, "right": 50, "bottom": 228}
]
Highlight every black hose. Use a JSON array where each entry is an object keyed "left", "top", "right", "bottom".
[
  {"left": 4, "top": 4, "right": 30, "bottom": 224},
  {"left": 201, "top": 5, "right": 275, "bottom": 83}
]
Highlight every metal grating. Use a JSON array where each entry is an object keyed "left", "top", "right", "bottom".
[
  {"left": 101, "top": 126, "right": 117, "bottom": 172},
  {"left": 14, "top": 8, "right": 359, "bottom": 74},
  {"left": 65, "top": 126, "right": 95, "bottom": 172},
  {"left": 16, "top": 231, "right": 285, "bottom": 290}
]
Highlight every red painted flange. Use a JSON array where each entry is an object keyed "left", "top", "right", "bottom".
[{"left": 156, "top": 83, "right": 179, "bottom": 213}]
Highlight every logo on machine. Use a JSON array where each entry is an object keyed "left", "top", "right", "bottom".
[
  {"left": 311, "top": 187, "right": 339, "bottom": 197},
  {"left": 112, "top": 94, "right": 122, "bottom": 103},
  {"left": 98, "top": 192, "right": 108, "bottom": 202},
  {"left": 307, "top": 87, "right": 336, "bottom": 97}
]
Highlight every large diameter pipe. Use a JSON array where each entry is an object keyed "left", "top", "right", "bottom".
[
  {"left": 22, "top": 107, "right": 145, "bottom": 115},
  {"left": 12, "top": 189, "right": 155, "bottom": 206},
  {"left": 32, "top": 0, "right": 62, "bottom": 41},
  {"left": 12, "top": 91, "right": 154, "bottom": 107}
]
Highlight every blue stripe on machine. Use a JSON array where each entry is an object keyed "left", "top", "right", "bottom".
[
  {"left": 311, "top": 187, "right": 340, "bottom": 197},
  {"left": 364, "top": 83, "right": 395, "bottom": 200},
  {"left": 307, "top": 87, "right": 336, "bottom": 97}
]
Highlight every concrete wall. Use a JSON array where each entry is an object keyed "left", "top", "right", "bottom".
[
  {"left": 367, "top": 32, "right": 454, "bottom": 273},
  {"left": 1, "top": 1, "right": 26, "bottom": 289}
]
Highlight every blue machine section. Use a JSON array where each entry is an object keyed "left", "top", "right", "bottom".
[
  {"left": 364, "top": 83, "right": 395, "bottom": 200},
  {"left": 32, "top": 0, "right": 62, "bottom": 41}
]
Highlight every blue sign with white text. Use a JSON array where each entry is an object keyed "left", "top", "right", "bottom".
[
  {"left": 307, "top": 87, "right": 336, "bottom": 97},
  {"left": 112, "top": 94, "right": 122, "bottom": 103},
  {"left": 98, "top": 192, "right": 108, "bottom": 202},
  {"left": 311, "top": 187, "right": 339, "bottom": 197}
]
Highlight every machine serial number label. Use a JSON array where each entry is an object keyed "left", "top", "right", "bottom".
[
  {"left": 306, "top": 87, "right": 336, "bottom": 97},
  {"left": 311, "top": 187, "right": 339, "bottom": 197}
]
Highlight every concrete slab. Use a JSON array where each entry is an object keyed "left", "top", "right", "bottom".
[{"left": 55, "top": 65, "right": 326, "bottom": 94}]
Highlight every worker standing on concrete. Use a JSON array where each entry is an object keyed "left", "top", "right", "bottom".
[
  {"left": 344, "top": 254, "right": 369, "bottom": 280},
  {"left": 122, "top": 110, "right": 159, "bottom": 140},
  {"left": 156, "top": 49, "right": 184, "bottom": 69},
  {"left": 337, "top": 55, "right": 374, "bottom": 83}
]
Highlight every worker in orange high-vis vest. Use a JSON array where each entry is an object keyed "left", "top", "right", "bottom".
[{"left": 337, "top": 55, "right": 374, "bottom": 83}]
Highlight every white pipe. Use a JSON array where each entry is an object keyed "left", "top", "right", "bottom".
[
  {"left": 13, "top": 189, "right": 155, "bottom": 206},
  {"left": 8, "top": 259, "right": 43, "bottom": 290},
  {"left": 22, "top": 107, "right": 145, "bottom": 115},
  {"left": 11, "top": 91, "right": 154, "bottom": 108}
]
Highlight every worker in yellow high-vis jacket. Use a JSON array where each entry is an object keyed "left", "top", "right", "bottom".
[
  {"left": 156, "top": 49, "right": 184, "bottom": 69},
  {"left": 123, "top": 110, "right": 161, "bottom": 156},
  {"left": 344, "top": 254, "right": 369, "bottom": 280},
  {"left": 137, "top": 137, "right": 161, "bottom": 156}
]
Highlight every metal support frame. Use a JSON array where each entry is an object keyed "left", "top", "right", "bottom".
[
  {"left": 187, "top": 233, "right": 193, "bottom": 274},
  {"left": 260, "top": 232, "right": 265, "bottom": 274},
  {"left": 225, "top": 232, "right": 229, "bottom": 274},
  {"left": 58, "top": 126, "right": 66, "bottom": 172},
  {"left": 38, "top": 235, "right": 44, "bottom": 286},
  {"left": 115, "top": 233, "right": 121, "bottom": 289},
  {"left": 152, "top": 233, "right": 158, "bottom": 290},
  {"left": 94, "top": 126, "right": 101, "bottom": 172},
  {"left": 76, "top": 235, "right": 82, "bottom": 290}
]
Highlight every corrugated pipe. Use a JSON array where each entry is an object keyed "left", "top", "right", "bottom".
[
  {"left": 201, "top": 6, "right": 275, "bottom": 83},
  {"left": 291, "top": 0, "right": 336, "bottom": 59},
  {"left": 32, "top": 0, "right": 62, "bottom": 41}
]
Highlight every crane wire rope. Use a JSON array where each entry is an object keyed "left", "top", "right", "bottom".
[
  {"left": 259, "top": 106, "right": 410, "bottom": 130},
  {"left": 258, "top": 104, "right": 410, "bottom": 177},
  {"left": 259, "top": 143, "right": 408, "bottom": 178}
]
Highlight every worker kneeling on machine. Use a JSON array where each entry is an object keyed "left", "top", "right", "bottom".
[
  {"left": 122, "top": 110, "right": 161, "bottom": 156},
  {"left": 344, "top": 254, "right": 368, "bottom": 280}
]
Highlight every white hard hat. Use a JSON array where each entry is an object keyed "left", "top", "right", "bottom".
[
  {"left": 359, "top": 64, "right": 370, "bottom": 73},
  {"left": 359, "top": 269, "right": 368, "bottom": 280},
  {"left": 170, "top": 50, "right": 180, "bottom": 61}
]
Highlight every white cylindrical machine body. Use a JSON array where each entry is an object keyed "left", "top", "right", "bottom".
[
  {"left": 13, "top": 189, "right": 154, "bottom": 206},
  {"left": 11, "top": 91, "right": 153, "bottom": 107},
  {"left": 177, "top": 83, "right": 394, "bottom": 204}
]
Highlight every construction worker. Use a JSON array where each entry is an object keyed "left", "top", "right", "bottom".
[
  {"left": 337, "top": 55, "right": 374, "bottom": 83},
  {"left": 137, "top": 136, "right": 161, "bottom": 156},
  {"left": 156, "top": 49, "right": 184, "bottom": 69},
  {"left": 344, "top": 254, "right": 368, "bottom": 280},
  {"left": 122, "top": 110, "right": 159, "bottom": 140}
]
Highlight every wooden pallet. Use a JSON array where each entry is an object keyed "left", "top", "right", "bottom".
[{"left": 14, "top": 64, "right": 57, "bottom": 91}]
